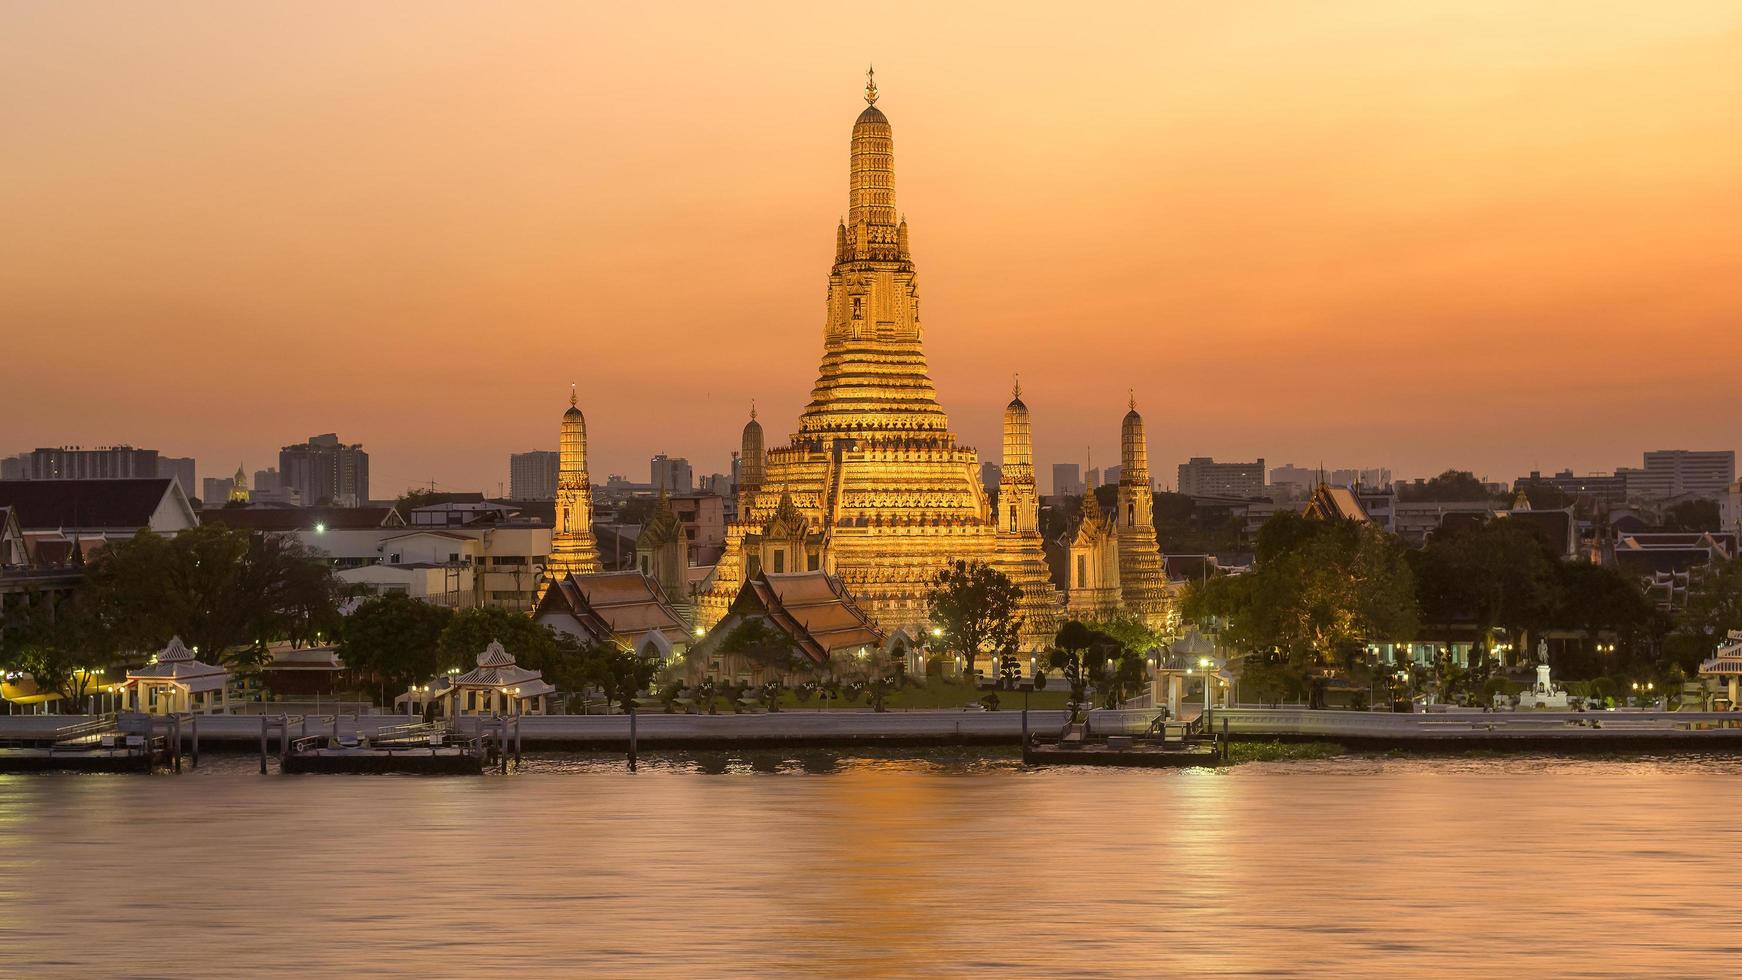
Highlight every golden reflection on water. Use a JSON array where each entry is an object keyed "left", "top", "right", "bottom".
[{"left": 2, "top": 754, "right": 1741, "bottom": 977}]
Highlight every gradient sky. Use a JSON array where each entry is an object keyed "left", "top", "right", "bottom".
[{"left": 4, "top": 2, "right": 1739, "bottom": 497}]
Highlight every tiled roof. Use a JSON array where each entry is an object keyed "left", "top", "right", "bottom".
[
  {"left": 0, "top": 479, "right": 177, "bottom": 531},
  {"left": 735, "top": 571, "right": 884, "bottom": 663},
  {"left": 536, "top": 570, "right": 688, "bottom": 645}
]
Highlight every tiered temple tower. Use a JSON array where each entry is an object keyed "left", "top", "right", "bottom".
[
  {"left": 1115, "top": 395, "right": 1172, "bottom": 630},
  {"left": 545, "top": 386, "right": 602, "bottom": 587},
  {"left": 697, "top": 72, "right": 1000, "bottom": 635},
  {"left": 1066, "top": 489, "right": 1123, "bottom": 619},
  {"left": 994, "top": 379, "right": 1062, "bottom": 648}
]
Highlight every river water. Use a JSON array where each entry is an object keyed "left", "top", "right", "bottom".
[{"left": 2, "top": 751, "right": 1738, "bottom": 978}]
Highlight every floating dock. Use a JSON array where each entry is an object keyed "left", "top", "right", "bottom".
[
  {"left": 0, "top": 714, "right": 160, "bottom": 773},
  {"left": 1022, "top": 713, "right": 1226, "bottom": 768}
]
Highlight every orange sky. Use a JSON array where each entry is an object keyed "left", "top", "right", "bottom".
[{"left": 3, "top": 2, "right": 1739, "bottom": 497}]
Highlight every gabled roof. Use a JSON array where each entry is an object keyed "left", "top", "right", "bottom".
[
  {"left": 726, "top": 571, "right": 884, "bottom": 663},
  {"left": 198, "top": 506, "right": 404, "bottom": 531},
  {"left": 536, "top": 570, "right": 688, "bottom": 645},
  {"left": 1304, "top": 484, "right": 1370, "bottom": 523},
  {"left": 0, "top": 478, "right": 191, "bottom": 532}
]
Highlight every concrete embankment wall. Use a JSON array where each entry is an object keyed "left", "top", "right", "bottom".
[{"left": 0, "top": 710, "right": 1076, "bottom": 750}]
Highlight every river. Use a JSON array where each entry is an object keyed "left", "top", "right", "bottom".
[{"left": 1, "top": 751, "right": 1737, "bottom": 977}]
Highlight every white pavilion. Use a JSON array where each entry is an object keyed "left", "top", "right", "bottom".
[
  {"left": 120, "top": 636, "right": 232, "bottom": 715},
  {"left": 399, "top": 640, "right": 555, "bottom": 718}
]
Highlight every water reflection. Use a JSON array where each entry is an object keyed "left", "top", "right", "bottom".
[{"left": 1, "top": 753, "right": 1739, "bottom": 977}]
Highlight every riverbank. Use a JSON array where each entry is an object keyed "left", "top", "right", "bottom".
[{"left": 7, "top": 707, "right": 1742, "bottom": 754}]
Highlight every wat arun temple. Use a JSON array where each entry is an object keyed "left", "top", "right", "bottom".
[{"left": 548, "top": 72, "right": 1176, "bottom": 649}]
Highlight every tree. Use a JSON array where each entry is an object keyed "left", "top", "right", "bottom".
[
  {"left": 1396, "top": 470, "right": 1494, "bottom": 502},
  {"left": 337, "top": 594, "right": 454, "bottom": 699},
  {"left": 0, "top": 593, "right": 106, "bottom": 712},
  {"left": 926, "top": 559, "right": 1023, "bottom": 678},
  {"left": 1184, "top": 511, "right": 1418, "bottom": 683},
  {"left": 77, "top": 525, "right": 339, "bottom": 666},
  {"left": 717, "top": 617, "right": 812, "bottom": 682},
  {"left": 1049, "top": 620, "right": 1115, "bottom": 722},
  {"left": 394, "top": 488, "right": 440, "bottom": 514},
  {"left": 1663, "top": 499, "right": 1721, "bottom": 533},
  {"left": 437, "top": 607, "right": 560, "bottom": 673},
  {"left": 1667, "top": 558, "right": 1742, "bottom": 671},
  {"left": 1411, "top": 517, "right": 1558, "bottom": 665},
  {"left": 588, "top": 646, "right": 659, "bottom": 713}
]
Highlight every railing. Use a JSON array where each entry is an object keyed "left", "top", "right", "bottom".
[{"left": 53, "top": 713, "right": 119, "bottom": 746}]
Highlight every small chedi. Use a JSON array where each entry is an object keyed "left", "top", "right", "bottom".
[{"left": 544, "top": 385, "right": 602, "bottom": 584}]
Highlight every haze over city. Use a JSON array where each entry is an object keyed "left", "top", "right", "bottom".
[{"left": 4, "top": 1, "right": 1740, "bottom": 494}]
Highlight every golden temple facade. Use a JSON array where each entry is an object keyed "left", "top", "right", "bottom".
[
  {"left": 698, "top": 72, "right": 1001, "bottom": 638},
  {"left": 544, "top": 385, "right": 603, "bottom": 587},
  {"left": 693, "top": 72, "right": 1174, "bottom": 648}
]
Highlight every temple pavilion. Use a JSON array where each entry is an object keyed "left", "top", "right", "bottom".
[
  {"left": 1698, "top": 631, "right": 1742, "bottom": 709},
  {"left": 400, "top": 640, "right": 555, "bottom": 717},
  {"left": 120, "top": 636, "right": 232, "bottom": 715}
]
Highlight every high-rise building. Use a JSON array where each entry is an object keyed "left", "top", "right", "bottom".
[
  {"left": 650, "top": 454, "right": 693, "bottom": 494},
  {"left": 509, "top": 450, "right": 560, "bottom": 500},
  {"left": 1104, "top": 464, "right": 1122, "bottom": 487},
  {"left": 157, "top": 456, "right": 196, "bottom": 498},
  {"left": 1178, "top": 457, "right": 1266, "bottom": 498},
  {"left": 279, "top": 433, "right": 369, "bottom": 507},
  {"left": 1617, "top": 450, "right": 1736, "bottom": 501},
  {"left": 1086, "top": 466, "right": 1102, "bottom": 490},
  {"left": 202, "top": 476, "right": 234, "bottom": 505},
  {"left": 253, "top": 467, "right": 282, "bottom": 494},
  {"left": 21, "top": 445, "right": 159, "bottom": 480},
  {"left": 1051, "top": 463, "right": 1083, "bottom": 497}
]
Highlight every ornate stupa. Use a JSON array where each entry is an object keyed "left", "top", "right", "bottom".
[
  {"left": 697, "top": 71, "right": 1000, "bottom": 635},
  {"left": 545, "top": 385, "right": 602, "bottom": 587},
  {"left": 226, "top": 463, "right": 250, "bottom": 503},
  {"left": 1115, "top": 394, "right": 1172, "bottom": 630},
  {"left": 1066, "top": 487, "right": 1123, "bottom": 620},
  {"left": 993, "top": 377, "right": 1062, "bottom": 648}
]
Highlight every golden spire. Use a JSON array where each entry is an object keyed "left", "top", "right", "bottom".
[
  {"left": 750, "top": 399, "right": 757, "bottom": 420},
  {"left": 1129, "top": 388, "right": 1136, "bottom": 412},
  {"left": 865, "top": 64, "right": 878, "bottom": 105},
  {"left": 1012, "top": 373, "right": 1021, "bottom": 400},
  {"left": 569, "top": 383, "right": 577, "bottom": 408}
]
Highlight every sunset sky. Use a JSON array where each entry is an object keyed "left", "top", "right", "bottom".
[{"left": 3, "top": 2, "right": 1739, "bottom": 497}]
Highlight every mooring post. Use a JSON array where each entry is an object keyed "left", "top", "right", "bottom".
[
  {"left": 498, "top": 715, "right": 508, "bottom": 773},
  {"left": 513, "top": 717, "right": 522, "bottom": 768},
  {"left": 259, "top": 714, "right": 268, "bottom": 774},
  {"left": 171, "top": 714, "right": 182, "bottom": 773},
  {"left": 628, "top": 708, "right": 638, "bottom": 772},
  {"left": 1222, "top": 717, "right": 1230, "bottom": 761},
  {"left": 190, "top": 712, "right": 200, "bottom": 769},
  {"left": 279, "top": 714, "right": 289, "bottom": 764}
]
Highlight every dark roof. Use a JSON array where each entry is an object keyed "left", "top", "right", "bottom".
[
  {"left": 198, "top": 506, "right": 402, "bottom": 531},
  {"left": 0, "top": 479, "right": 176, "bottom": 531},
  {"left": 855, "top": 105, "right": 887, "bottom": 127}
]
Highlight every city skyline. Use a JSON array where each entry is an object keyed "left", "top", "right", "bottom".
[{"left": 5, "top": 3, "right": 1741, "bottom": 495}]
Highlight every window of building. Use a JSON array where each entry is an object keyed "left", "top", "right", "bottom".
[
  {"left": 807, "top": 553, "right": 819, "bottom": 571},
  {"left": 1076, "top": 555, "right": 1086, "bottom": 588},
  {"left": 773, "top": 550, "right": 785, "bottom": 573}
]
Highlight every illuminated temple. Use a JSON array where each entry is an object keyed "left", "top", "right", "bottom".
[{"left": 691, "top": 72, "right": 1173, "bottom": 646}]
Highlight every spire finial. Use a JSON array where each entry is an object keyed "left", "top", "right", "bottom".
[
  {"left": 1012, "top": 373, "right": 1021, "bottom": 400},
  {"left": 569, "top": 383, "right": 577, "bottom": 408},
  {"left": 750, "top": 398, "right": 757, "bottom": 421},
  {"left": 1129, "top": 388, "right": 1136, "bottom": 412},
  {"left": 865, "top": 64, "right": 878, "bottom": 106}
]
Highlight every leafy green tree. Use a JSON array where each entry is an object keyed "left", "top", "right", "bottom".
[
  {"left": 1397, "top": 470, "right": 1494, "bottom": 502},
  {"left": 437, "top": 607, "right": 559, "bottom": 671},
  {"left": 0, "top": 593, "right": 106, "bottom": 712},
  {"left": 926, "top": 559, "right": 1024, "bottom": 678},
  {"left": 77, "top": 525, "right": 338, "bottom": 666},
  {"left": 589, "top": 646, "right": 659, "bottom": 713},
  {"left": 337, "top": 594, "right": 455, "bottom": 698},
  {"left": 1666, "top": 557, "right": 1742, "bottom": 671},
  {"left": 1185, "top": 512, "right": 1418, "bottom": 682},
  {"left": 1662, "top": 499, "right": 1721, "bottom": 532},
  {"left": 717, "top": 617, "right": 812, "bottom": 681},
  {"left": 1049, "top": 620, "right": 1115, "bottom": 721},
  {"left": 1411, "top": 517, "right": 1555, "bottom": 664}
]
